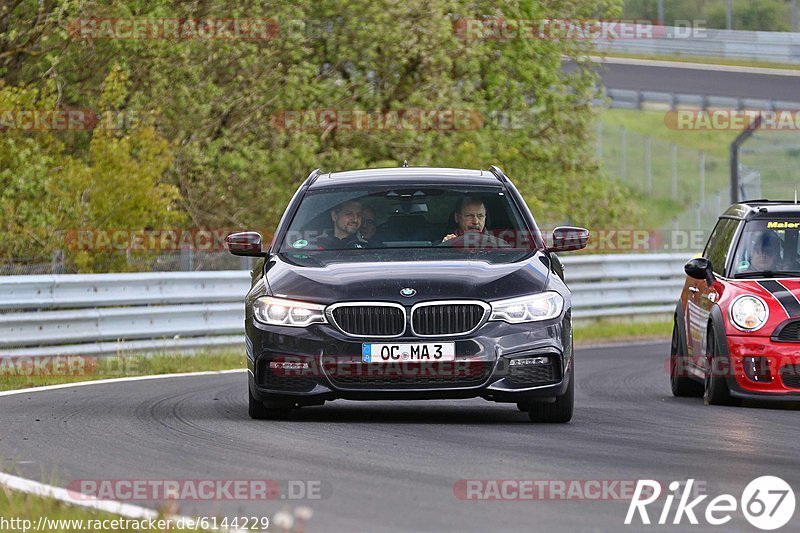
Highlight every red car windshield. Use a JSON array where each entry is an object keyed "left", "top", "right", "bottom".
[{"left": 731, "top": 219, "right": 800, "bottom": 278}]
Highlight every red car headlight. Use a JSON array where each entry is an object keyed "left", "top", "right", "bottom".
[{"left": 729, "top": 295, "right": 769, "bottom": 331}]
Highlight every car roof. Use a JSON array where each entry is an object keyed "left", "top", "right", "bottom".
[
  {"left": 722, "top": 200, "right": 800, "bottom": 220},
  {"left": 307, "top": 167, "right": 503, "bottom": 190}
]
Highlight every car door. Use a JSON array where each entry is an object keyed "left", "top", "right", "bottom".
[
  {"left": 695, "top": 218, "right": 740, "bottom": 366},
  {"left": 687, "top": 218, "right": 739, "bottom": 363}
]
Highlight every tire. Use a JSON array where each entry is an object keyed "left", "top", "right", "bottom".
[
  {"left": 670, "top": 315, "right": 704, "bottom": 397},
  {"left": 248, "top": 388, "right": 292, "bottom": 420},
  {"left": 529, "top": 360, "right": 574, "bottom": 423},
  {"left": 703, "top": 324, "right": 740, "bottom": 407},
  {"left": 516, "top": 402, "right": 530, "bottom": 412}
]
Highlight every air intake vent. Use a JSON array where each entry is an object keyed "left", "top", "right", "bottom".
[
  {"left": 780, "top": 365, "right": 800, "bottom": 389},
  {"left": 773, "top": 320, "right": 800, "bottom": 342}
]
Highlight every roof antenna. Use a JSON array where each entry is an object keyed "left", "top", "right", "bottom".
[
  {"left": 402, "top": 160, "right": 409, "bottom": 168},
  {"left": 795, "top": 190, "right": 798, "bottom": 204}
]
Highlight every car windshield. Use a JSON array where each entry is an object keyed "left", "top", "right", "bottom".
[
  {"left": 731, "top": 219, "right": 800, "bottom": 278},
  {"left": 279, "top": 184, "right": 540, "bottom": 256}
]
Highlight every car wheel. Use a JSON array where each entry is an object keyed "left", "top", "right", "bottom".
[
  {"left": 248, "top": 388, "right": 292, "bottom": 420},
  {"left": 670, "top": 315, "right": 703, "bottom": 397},
  {"left": 528, "top": 360, "right": 574, "bottom": 423},
  {"left": 516, "top": 402, "right": 530, "bottom": 412},
  {"left": 703, "top": 324, "right": 739, "bottom": 406}
]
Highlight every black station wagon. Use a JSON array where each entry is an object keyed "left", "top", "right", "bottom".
[{"left": 227, "top": 166, "right": 588, "bottom": 422}]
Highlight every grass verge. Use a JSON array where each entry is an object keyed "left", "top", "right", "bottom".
[
  {"left": 0, "top": 488, "right": 198, "bottom": 532},
  {"left": 0, "top": 350, "right": 245, "bottom": 393},
  {"left": 573, "top": 317, "right": 672, "bottom": 345},
  {"left": 595, "top": 107, "right": 738, "bottom": 230}
]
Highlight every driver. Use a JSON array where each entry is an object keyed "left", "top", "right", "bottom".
[
  {"left": 316, "top": 200, "right": 368, "bottom": 249},
  {"left": 442, "top": 196, "right": 488, "bottom": 242},
  {"left": 745, "top": 231, "right": 782, "bottom": 272}
]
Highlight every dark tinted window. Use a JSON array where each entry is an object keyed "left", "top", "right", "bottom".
[
  {"left": 279, "top": 184, "right": 536, "bottom": 256},
  {"left": 703, "top": 218, "right": 740, "bottom": 275}
]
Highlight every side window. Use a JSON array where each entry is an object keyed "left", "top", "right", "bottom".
[{"left": 703, "top": 219, "right": 740, "bottom": 275}]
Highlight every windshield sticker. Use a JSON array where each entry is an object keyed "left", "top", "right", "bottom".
[
  {"left": 292, "top": 239, "right": 308, "bottom": 249},
  {"left": 737, "top": 260, "right": 750, "bottom": 271},
  {"left": 766, "top": 221, "right": 800, "bottom": 229}
]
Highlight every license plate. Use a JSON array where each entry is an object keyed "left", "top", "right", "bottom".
[{"left": 361, "top": 342, "right": 455, "bottom": 363}]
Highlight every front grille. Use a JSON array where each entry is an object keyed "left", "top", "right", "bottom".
[
  {"left": 780, "top": 365, "right": 800, "bottom": 389},
  {"left": 330, "top": 305, "right": 405, "bottom": 337},
  {"left": 412, "top": 303, "right": 487, "bottom": 336},
  {"left": 323, "top": 361, "right": 492, "bottom": 389},
  {"left": 506, "top": 360, "right": 561, "bottom": 387},
  {"left": 257, "top": 359, "right": 316, "bottom": 392},
  {"left": 774, "top": 320, "right": 800, "bottom": 342}
]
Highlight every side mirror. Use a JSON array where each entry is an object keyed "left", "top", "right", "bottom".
[
  {"left": 226, "top": 232, "right": 268, "bottom": 257},
  {"left": 684, "top": 257, "right": 715, "bottom": 287},
  {"left": 548, "top": 226, "right": 589, "bottom": 252}
]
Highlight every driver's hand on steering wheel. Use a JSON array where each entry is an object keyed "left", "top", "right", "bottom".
[{"left": 442, "top": 233, "right": 457, "bottom": 242}]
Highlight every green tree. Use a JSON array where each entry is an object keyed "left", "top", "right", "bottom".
[{"left": 3, "top": 0, "right": 632, "bottom": 271}]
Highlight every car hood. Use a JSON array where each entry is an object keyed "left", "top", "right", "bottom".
[{"left": 265, "top": 251, "right": 552, "bottom": 304}]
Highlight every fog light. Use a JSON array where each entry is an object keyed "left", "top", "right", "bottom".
[
  {"left": 743, "top": 356, "right": 771, "bottom": 382},
  {"left": 269, "top": 361, "right": 310, "bottom": 370},
  {"left": 509, "top": 356, "right": 549, "bottom": 367}
]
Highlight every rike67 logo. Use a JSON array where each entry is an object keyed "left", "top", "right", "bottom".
[{"left": 626, "top": 477, "right": 795, "bottom": 530}]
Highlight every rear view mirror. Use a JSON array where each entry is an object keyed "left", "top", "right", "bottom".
[
  {"left": 226, "top": 232, "right": 268, "bottom": 257},
  {"left": 548, "top": 226, "right": 589, "bottom": 252},
  {"left": 684, "top": 257, "right": 715, "bottom": 287}
]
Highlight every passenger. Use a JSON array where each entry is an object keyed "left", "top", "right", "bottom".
[
  {"left": 360, "top": 206, "right": 378, "bottom": 242},
  {"left": 316, "top": 200, "right": 367, "bottom": 249}
]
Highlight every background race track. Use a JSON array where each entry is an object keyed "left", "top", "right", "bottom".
[{"left": 1, "top": 342, "right": 798, "bottom": 532}]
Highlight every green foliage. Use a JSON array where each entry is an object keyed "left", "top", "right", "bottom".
[
  {"left": 2, "top": 0, "right": 632, "bottom": 271},
  {"left": 622, "top": 0, "right": 793, "bottom": 31}
]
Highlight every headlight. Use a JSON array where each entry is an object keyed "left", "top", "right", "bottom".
[
  {"left": 489, "top": 292, "right": 564, "bottom": 323},
  {"left": 253, "top": 296, "right": 327, "bottom": 327},
  {"left": 730, "top": 295, "right": 769, "bottom": 331}
]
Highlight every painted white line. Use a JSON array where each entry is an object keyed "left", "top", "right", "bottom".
[
  {"left": 0, "top": 368, "right": 247, "bottom": 398},
  {"left": 0, "top": 370, "right": 250, "bottom": 532},
  {"left": 585, "top": 55, "right": 800, "bottom": 77},
  {"left": 0, "top": 471, "right": 247, "bottom": 532}
]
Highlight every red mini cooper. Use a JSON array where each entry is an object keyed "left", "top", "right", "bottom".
[{"left": 671, "top": 200, "right": 800, "bottom": 405}]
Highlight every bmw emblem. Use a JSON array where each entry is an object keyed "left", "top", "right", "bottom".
[{"left": 400, "top": 287, "right": 416, "bottom": 298}]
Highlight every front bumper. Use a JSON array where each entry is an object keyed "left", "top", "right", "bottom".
[
  {"left": 246, "top": 315, "right": 572, "bottom": 405},
  {"left": 726, "top": 335, "right": 800, "bottom": 401}
]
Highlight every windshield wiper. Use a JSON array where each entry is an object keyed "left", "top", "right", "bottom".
[{"left": 734, "top": 271, "right": 800, "bottom": 279}]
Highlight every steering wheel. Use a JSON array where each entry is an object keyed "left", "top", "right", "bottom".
[{"left": 437, "top": 231, "right": 508, "bottom": 248}]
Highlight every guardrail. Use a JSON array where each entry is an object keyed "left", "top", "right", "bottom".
[
  {"left": 0, "top": 253, "right": 690, "bottom": 357},
  {"left": 601, "top": 88, "right": 800, "bottom": 112},
  {"left": 597, "top": 26, "right": 800, "bottom": 64}
]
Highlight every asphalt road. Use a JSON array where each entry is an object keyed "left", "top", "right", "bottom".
[
  {"left": 565, "top": 60, "right": 800, "bottom": 102},
  {"left": 2, "top": 341, "right": 799, "bottom": 532}
]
